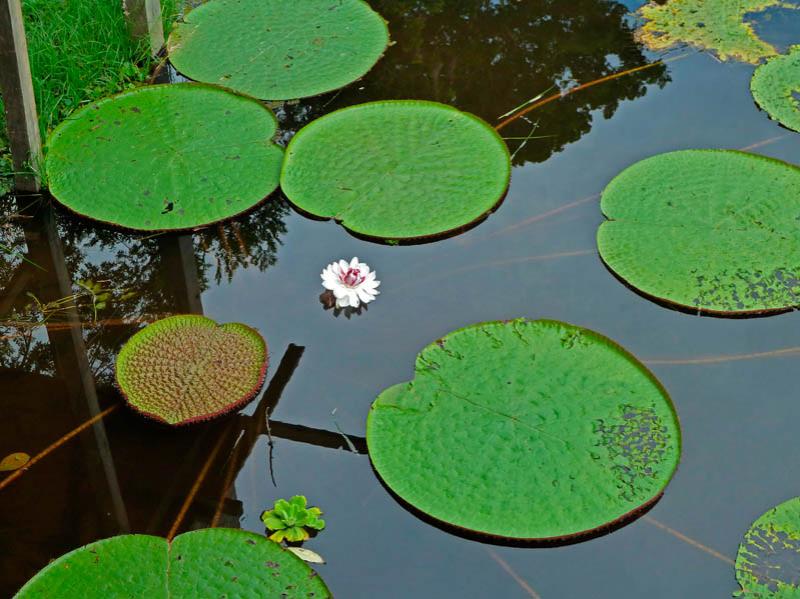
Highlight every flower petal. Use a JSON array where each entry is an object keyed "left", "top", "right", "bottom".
[
  {"left": 336, "top": 294, "right": 350, "bottom": 308},
  {"left": 357, "top": 288, "right": 374, "bottom": 303},
  {"left": 350, "top": 257, "right": 360, "bottom": 269},
  {"left": 339, "top": 259, "right": 349, "bottom": 272},
  {"left": 333, "top": 287, "right": 348, "bottom": 299}
]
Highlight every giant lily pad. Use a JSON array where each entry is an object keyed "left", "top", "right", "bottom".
[
  {"left": 597, "top": 150, "right": 800, "bottom": 315},
  {"left": 735, "top": 497, "right": 800, "bottom": 597},
  {"left": 637, "top": 0, "right": 792, "bottom": 64},
  {"left": 115, "top": 315, "right": 268, "bottom": 425},
  {"left": 751, "top": 45, "right": 800, "bottom": 132},
  {"left": 366, "top": 319, "right": 681, "bottom": 541},
  {"left": 46, "top": 83, "right": 284, "bottom": 231},
  {"left": 167, "top": 0, "right": 389, "bottom": 101},
  {"left": 14, "top": 528, "right": 331, "bottom": 598},
  {"left": 280, "top": 101, "right": 511, "bottom": 243}
]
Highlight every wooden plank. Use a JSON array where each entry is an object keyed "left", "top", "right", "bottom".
[
  {"left": 122, "top": 0, "right": 165, "bottom": 57},
  {"left": 0, "top": 0, "right": 42, "bottom": 192}
]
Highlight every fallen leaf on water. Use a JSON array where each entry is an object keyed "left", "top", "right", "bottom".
[
  {"left": 287, "top": 547, "right": 326, "bottom": 564},
  {"left": 0, "top": 452, "right": 30, "bottom": 472}
]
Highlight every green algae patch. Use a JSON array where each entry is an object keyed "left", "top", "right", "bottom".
[
  {"left": 167, "top": 0, "right": 389, "bottom": 101},
  {"left": 280, "top": 101, "right": 511, "bottom": 243},
  {"left": 637, "top": 0, "right": 796, "bottom": 64},
  {"left": 751, "top": 45, "right": 800, "bottom": 132},
  {"left": 735, "top": 497, "right": 800, "bottom": 598},
  {"left": 14, "top": 528, "right": 331, "bottom": 598},
  {"left": 115, "top": 315, "right": 268, "bottom": 426},
  {"left": 45, "top": 83, "right": 284, "bottom": 231},
  {"left": 597, "top": 150, "right": 800, "bottom": 315},
  {"left": 366, "top": 319, "right": 681, "bottom": 542}
]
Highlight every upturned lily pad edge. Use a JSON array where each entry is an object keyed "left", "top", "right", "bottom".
[
  {"left": 114, "top": 315, "right": 269, "bottom": 426},
  {"left": 13, "top": 529, "right": 332, "bottom": 598},
  {"left": 44, "top": 82, "right": 285, "bottom": 233},
  {"left": 750, "top": 44, "right": 800, "bottom": 133},
  {"left": 597, "top": 149, "right": 800, "bottom": 317},
  {"left": 366, "top": 317, "right": 682, "bottom": 544},
  {"left": 166, "top": 0, "right": 392, "bottom": 102},
  {"left": 280, "top": 100, "right": 512, "bottom": 245}
]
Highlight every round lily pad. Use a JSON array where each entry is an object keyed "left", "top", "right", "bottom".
[
  {"left": 751, "top": 45, "right": 800, "bottom": 133},
  {"left": 115, "top": 315, "right": 268, "bottom": 426},
  {"left": 280, "top": 101, "right": 511, "bottom": 243},
  {"left": 597, "top": 150, "right": 800, "bottom": 315},
  {"left": 14, "top": 528, "right": 331, "bottom": 598},
  {"left": 45, "top": 83, "right": 284, "bottom": 231},
  {"left": 366, "top": 319, "right": 681, "bottom": 541},
  {"left": 735, "top": 497, "right": 800, "bottom": 598},
  {"left": 166, "top": 0, "right": 389, "bottom": 101}
]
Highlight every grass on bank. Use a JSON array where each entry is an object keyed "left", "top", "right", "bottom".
[{"left": 0, "top": 0, "right": 179, "bottom": 193}]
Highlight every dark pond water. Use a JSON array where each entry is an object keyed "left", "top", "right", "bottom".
[{"left": 2, "top": 1, "right": 800, "bottom": 597}]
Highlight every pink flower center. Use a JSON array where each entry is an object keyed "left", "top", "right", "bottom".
[{"left": 339, "top": 267, "right": 365, "bottom": 288}]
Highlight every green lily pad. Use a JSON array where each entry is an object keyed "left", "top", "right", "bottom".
[
  {"left": 45, "top": 83, "right": 284, "bottom": 231},
  {"left": 597, "top": 150, "right": 800, "bottom": 315},
  {"left": 637, "top": 0, "right": 793, "bottom": 64},
  {"left": 366, "top": 319, "right": 681, "bottom": 541},
  {"left": 14, "top": 528, "right": 331, "bottom": 598},
  {"left": 751, "top": 45, "right": 800, "bottom": 132},
  {"left": 115, "top": 315, "right": 268, "bottom": 426},
  {"left": 167, "top": 0, "right": 389, "bottom": 101},
  {"left": 280, "top": 101, "right": 511, "bottom": 243},
  {"left": 735, "top": 497, "right": 800, "bottom": 598}
]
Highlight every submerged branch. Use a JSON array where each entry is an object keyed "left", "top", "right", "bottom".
[{"left": 0, "top": 404, "right": 120, "bottom": 492}]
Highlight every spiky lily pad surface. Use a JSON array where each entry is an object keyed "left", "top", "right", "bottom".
[
  {"left": 45, "top": 83, "right": 284, "bottom": 231},
  {"left": 597, "top": 150, "right": 800, "bottom": 315},
  {"left": 735, "top": 497, "right": 800, "bottom": 598},
  {"left": 366, "top": 319, "right": 681, "bottom": 541},
  {"left": 115, "top": 315, "right": 267, "bottom": 425},
  {"left": 751, "top": 45, "right": 800, "bottom": 132},
  {"left": 14, "top": 528, "right": 331, "bottom": 598},
  {"left": 280, "top": 101, "right": 511, "bottom": 243},
  {"left": 637, "top": 0, "right": 792, "bottom": 64},
  {"left": 167, "top": 0, "right": 389, "bottom": 101}
]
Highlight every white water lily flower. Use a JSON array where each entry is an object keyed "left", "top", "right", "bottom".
[{"left": 321, "top": 257, "right": 380, "bottom": 309}]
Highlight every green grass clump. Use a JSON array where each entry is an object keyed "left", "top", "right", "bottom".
[{"left": 0, "top": 0, "right": 179, "bottom": 189}]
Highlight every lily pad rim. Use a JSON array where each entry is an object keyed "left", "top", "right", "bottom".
[
  {"left": 366, "top": 317, "right": 682, "bottom": 543},
  {"left": 14, "top": 529, "right": 331, "bottom": 598},
  {"left": 166, "top": 0, "right": 392, "bottom": 102},
  {"left": 114, "top": 314, "right": 269, "bottom": 426},
  {"left": 750, "top": 44, "right": 800, "bottom": 132},
  {"left": 45, "top": 81, "right": 284, "bottom": 234},
  {"left": 280, "top": 99, "right": 512, "bottom": 245},
  {"left": 598, "top": 148, "right": 800, "bottom": 317}
]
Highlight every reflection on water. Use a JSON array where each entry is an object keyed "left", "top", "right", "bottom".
[{"left": 2, "top": 0, "right": 800, "bottom": 597}]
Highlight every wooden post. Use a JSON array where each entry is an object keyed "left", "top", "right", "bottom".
[
  {"left": 0, "top": 0, "right": 42, "bottom": 192},
  {"left": 122, "top": 0, "right": 164, "bottom": 57}
]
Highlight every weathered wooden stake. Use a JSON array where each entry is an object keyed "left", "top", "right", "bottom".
[
  {"left": 122, "top": 0, "right": 165, "bottom": 57},
  {"left": 0, "top": 0, "right": 42, "bottom": 192}
]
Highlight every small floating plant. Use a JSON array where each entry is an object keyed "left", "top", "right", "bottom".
[{"left": 261, "top": 496, "right": 327, "bottom": 543}]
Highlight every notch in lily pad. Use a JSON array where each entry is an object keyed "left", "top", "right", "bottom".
[
  {"left": 115, "top": 315, "right": 268, "bottom": 426},
  {"left": 45, "top": 83, "right": 284, "bottom": 231},
  {"left": 280, "top": 100, "right": 511, "bottom": 243},
  {"left": 735, "top": 496, "right": 800, "bottom": 597},
  {"left": 167, "top": 0, "right": 390, "bottom": 100},
  {"left": 14, "top": 528, "right": 331, "bottom": 598},
  {"left": 597, "top": 149, "right": 800, "bottom": 315},
  {"left": 367, "top": 319, "right": 681, "bottom": 542}
]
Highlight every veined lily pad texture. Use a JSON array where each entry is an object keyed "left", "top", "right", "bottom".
[
  {"left": 597, "top": 150, "right": 800, "bottom": 315},
  {"left": 751, "top": 45, "right": 800, "bottom": 132},
  {"left": 637, "top": 0, "right": 791, "bottom": 64},
  {"left": 735, "top": 497, "right": 800, "bottom": 598},
  {"left": 45, "top": 83, "right": 284, "bottom": 231},
  {"left": 366, "top": 319, "right": 681, "bottom": 541},
  {"left": 280, "top": 101, "right": 511, "bottom": 243},
  {"left": 14, "top": 528, "right": 331, "bottom": 598},
  {"left": 167, "top": 0, "right": 389, "bottom": 101},
  {"left": 115, "top": 315, "right": 268, "bottom": 426}
]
